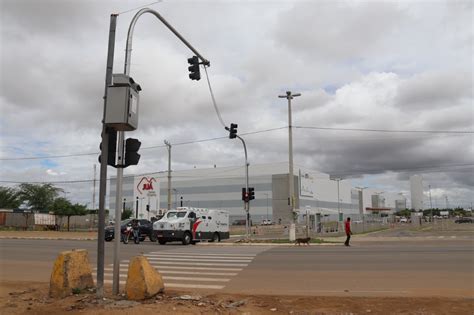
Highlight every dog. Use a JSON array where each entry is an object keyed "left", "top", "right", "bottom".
[{"left": 294, "top": 237, "right": 311, "bottom": 246}]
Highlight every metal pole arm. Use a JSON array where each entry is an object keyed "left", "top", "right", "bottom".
[{"left": 124, "top": 8, "right": 210, "bottom": 75}]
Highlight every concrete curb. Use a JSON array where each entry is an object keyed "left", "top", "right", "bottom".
[
  {"left": 0, "top": 236, "right": 96, "bottom": 241},
  {"left": 0, "top": 236, "right": 342, "bottom": 245}
]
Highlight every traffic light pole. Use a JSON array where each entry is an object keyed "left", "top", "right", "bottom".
[
  {"left": 97, "top": 13, "right": 118, "bottom": 298},
  {"left": 164, "top": 140, "right": 172, "bottom": 211},
  {"left": 236, "top": 135, "right": 250, "bottom": 239},
  {"left": 112, "top": 130, "right": 124, "bottom": 295},
  {"left": 109, "top": 7, "right": 211, "bottom": 294}
]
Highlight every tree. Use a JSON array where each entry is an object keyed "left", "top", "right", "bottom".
[
  {"left": 0, "top": 186, "right": 22, "bottom": 209},
  {"left": 18, "top": 183, "right": 63, "bottom": 211},
  {"left": 52, "top": 198, "right": 88, "bottom": 231},
  {"left": 121, "top": 209, "right": 133, "bottom": 220}
]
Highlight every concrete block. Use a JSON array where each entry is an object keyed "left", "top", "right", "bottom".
[
  {"left": 125, "top": 255, "right": 164, "bottom": 300},
  {"left": 49, "top": 249, "right": 94, "bottom": 298}
]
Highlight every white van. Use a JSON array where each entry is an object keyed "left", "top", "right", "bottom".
[{"left": 153, "top": 207, "right": 230, "bottom": 245}]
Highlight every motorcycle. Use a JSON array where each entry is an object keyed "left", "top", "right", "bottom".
[{"left": 121, "top": 224, "right": 140, "bottom": 244}]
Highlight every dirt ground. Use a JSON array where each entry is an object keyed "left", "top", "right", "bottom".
[{"left": 1, "top": 281, "right": 472, "bottom": 315}]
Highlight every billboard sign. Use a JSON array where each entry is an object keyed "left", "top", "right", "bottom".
[{"left": 134, "top": 176, "right": 160, "bottom": 218}]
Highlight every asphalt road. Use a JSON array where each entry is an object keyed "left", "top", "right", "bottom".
[{"left": 0, "top": 239, "right": 472, "bottom": 297}]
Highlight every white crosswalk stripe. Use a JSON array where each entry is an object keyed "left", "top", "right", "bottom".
[{"left": 93, "top": 248, "right": 262, "bottom": 291}]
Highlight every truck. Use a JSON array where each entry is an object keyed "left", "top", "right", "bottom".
[{"left": 152, "top": 207, "right": 230, "bottom": 245}]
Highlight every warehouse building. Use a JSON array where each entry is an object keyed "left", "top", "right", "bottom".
[{"left": 109, "top": 162, "right": 405, "bottom": 223}]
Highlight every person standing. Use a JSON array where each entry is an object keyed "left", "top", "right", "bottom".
[{"left": 344, "top": 217, "right": 352, "bottom": 246}]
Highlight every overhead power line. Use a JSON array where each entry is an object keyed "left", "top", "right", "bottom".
[
  {"left": 1, "top": 163, "right": 472, "bottom": 185},
  {"left": 1, "top": 125, "right": 471, "bottom": 161},
  {"left": 294, "top": 126, "right": 474, "bottom": 134}
]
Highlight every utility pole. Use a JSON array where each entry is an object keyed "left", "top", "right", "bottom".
[
  {"left": 333, "top": 178, "right": 342, "bottom": 221},
  {"left": 91, "top": 164, "right": 97, "bottom": 230},
  {"left": 428, "top": 184, "right": 433, "bottom": 223},
  {"left": 279, "top": 91, "right": 301, "bottom": 241},
  {"left": 97, "top": 13, "right": 117, "bottom": 298},
  {"left": 164, "top": 140, "right": 172, "bottom": 211}
]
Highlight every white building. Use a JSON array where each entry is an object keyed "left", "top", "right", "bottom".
[
  {"left": 109, "top": 162, "right": 404, "bottom": 222},
  {"left": 410, "top": 174, "right": 424, "bottom": 211}
]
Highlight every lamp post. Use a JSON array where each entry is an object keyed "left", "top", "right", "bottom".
[
  {"left": 164, "top": 140, "right": 172, "bottom": 211},
  {"left": 173, "top": 188, "right": 178, "bottom": 209},
  {"left": 278, "top": 91, "right": 301, "bottom": 241},
  {"left": 428, "top": 184, "right": 433, "bottom": 224}
]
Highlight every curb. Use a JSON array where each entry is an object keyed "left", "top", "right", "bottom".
[
  {"left": 0, "top": 236, "right": 96, "bottom": 241},
  {"left": 0, "top": 236, "right": 341, "bottom": 245}
]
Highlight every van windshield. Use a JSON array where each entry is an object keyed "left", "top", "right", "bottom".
[{"left": 166, "top": 211, "right": 187, "bottom": 219}]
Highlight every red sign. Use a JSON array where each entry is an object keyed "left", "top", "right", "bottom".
[{"left": 136, "top": 177, "right": 157, "bottom": 195}]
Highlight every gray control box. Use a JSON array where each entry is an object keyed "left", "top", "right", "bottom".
[{"left": 105, "top": 74, "right": 141, "bottom": 131}]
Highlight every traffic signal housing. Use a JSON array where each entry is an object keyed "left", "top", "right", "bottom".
[
  {"left": 229, "top": 123, "right": 238, "bottom": 139},
  {"left": 124, "top": 138, "right": 141, "bottom": 167},
  {"left": 242, "top": 187, "right": 249, "bottom": 202},
  {"left": 248, "top": 187, "right": 255, "bottom": 200},
  {"left": 187, "top": 56, "right": 200, "bottom": 81},
  {"left": 99, "top": 129, "right": 117, "bottom": 167}
]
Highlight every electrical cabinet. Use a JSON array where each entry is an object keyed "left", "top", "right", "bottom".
[{"left": 105, "top": 74, "right": 141, "bottom": 131}]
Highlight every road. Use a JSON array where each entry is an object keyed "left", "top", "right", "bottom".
[{"left": 0, "top": 238, "right": 472, "bottom": 297}]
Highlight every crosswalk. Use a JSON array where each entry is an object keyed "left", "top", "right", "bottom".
[{"left": 94, "top": 249, "right": 261, "bottom": 290}]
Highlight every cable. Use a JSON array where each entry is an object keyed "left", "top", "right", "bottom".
[
  {"left": 116, "top": 1, "right": 162, "bottom": 15},
  {"left": 0, "top": 126, "right": 286, "bottom": 161},
  {"left": 1, "top": 125, "right": 471, "bottom": 161},
  {"left": 203, "top": 65, "right": 226, "bottom": 128},
  {"left": 294, "top": 126, "right": 474, "bottom": 134},
  {"left": 1, "top": 163, "right": 472, "bottom": 185}
]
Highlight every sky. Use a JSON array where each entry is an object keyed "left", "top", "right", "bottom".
[{"left": 0, "top": 0, "right": 473, "bottom": 209}]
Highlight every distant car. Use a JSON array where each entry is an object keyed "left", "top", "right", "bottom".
[
  {"left": 105, "top": 219, "right": 156, "bottom": 242},
  {"left": 232, "top": 219, "right": 247, "bottom": 226},
  {"left": 455, "top": 217, "right": 473, "bottom": 224},
  {"left": 261, "top": 220, "right": 273, "bottom": 225},
  {"left": 399, "top": 218, "right": 408, "bottom": 223}
]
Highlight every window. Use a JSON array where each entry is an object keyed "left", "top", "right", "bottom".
[
  {"left": 188, "top": 212, "right": 196, "bottom": 219},
  {"left": 208, "top": 216, "right": 212, "bottom": 220},
  {"left": 202, "top": 216, "right": 207, "bottom": 219}
]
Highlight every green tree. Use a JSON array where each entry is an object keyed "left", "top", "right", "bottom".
[
  {"left": 52, "top": 198, "right": 88, "bottom": 231},
  {"left": 18, "top": 183, "right": 63, "bottom": 211},
  {"left": 121, "top": 209, "right": 133, "bottom": 220},
  {"left": 0, "top": 186, "right": 22, "bottom": 209}
]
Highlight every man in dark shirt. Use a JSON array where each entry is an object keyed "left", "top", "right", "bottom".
[{"left": 344, "top": 217, "right": 352, "bottom": 246}]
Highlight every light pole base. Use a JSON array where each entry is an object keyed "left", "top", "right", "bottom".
[{"left": 289, "top": 223, "right": 296, "bottom": 241}]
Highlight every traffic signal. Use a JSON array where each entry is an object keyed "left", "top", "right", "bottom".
[
  {"left": 124, "top": 138, "right": 141, "bottom": 167},
  {"left": 99, "top": 128, "right": 117, "bottom": 167},
  {"left": 248, "top": 187, "right": 255, "bottom": 200},
  {"left": 229, "top": 123, "right": 238, "bottom": 139},
  {"left": 187, "top": 56, "right": 200, "bottom": 81},
  {"left": 242, "top": 187, "right": 249, "bottom": 202}
]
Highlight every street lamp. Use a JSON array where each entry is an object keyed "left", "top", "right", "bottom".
[
  {"left": 173, "top": 188, "right": 178, "bottom": 209},
  {"left": 278, "top": 91, "right": 301, "bottom": 242}
]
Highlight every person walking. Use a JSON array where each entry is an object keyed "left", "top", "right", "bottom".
[{"left": 344, "top": 217, "right": 352, "bottom": 246}]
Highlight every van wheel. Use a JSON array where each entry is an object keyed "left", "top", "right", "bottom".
[
  {"left": 158, "top": 239, "right": 166, "bottom": 245},
  {"left": 149, "top": 233, "right": 157, "bottom": 242},
  {"left": 210, "top": 232, "right": 220, "bottom": 243},
  {"left": 182, "top": 232, "right": 192, "bottom": 245}
]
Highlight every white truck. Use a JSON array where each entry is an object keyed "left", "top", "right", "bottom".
[{"left": 153, "top": 207, "right": 230, "bottom": 245}]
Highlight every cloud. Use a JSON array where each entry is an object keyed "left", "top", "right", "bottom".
[{"left": 0, "top": 0, "right": 472, "bottom": 208}]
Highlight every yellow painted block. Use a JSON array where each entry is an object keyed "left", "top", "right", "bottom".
[
  {"left": 49, "top": 249, "right": 94, "bottom": 298},
  {"left": 126, "top": 255, "right": 164, "bottom": 300}
]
